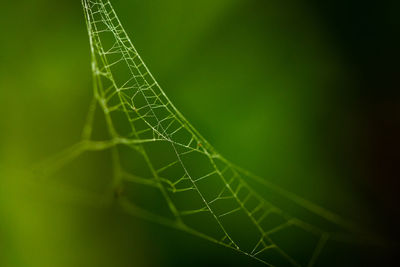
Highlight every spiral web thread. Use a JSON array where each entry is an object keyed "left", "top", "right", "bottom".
[{"left": 41, "top": 0, "right": 374, "bottom": 266}]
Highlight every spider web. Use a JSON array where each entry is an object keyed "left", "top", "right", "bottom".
[{"left": 38, "top": 0, "right": 377, "bottom": 266}]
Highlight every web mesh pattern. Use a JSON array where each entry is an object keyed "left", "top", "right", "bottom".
[{"left": 39, "top": 0, "right": 374, "bottom": 266}]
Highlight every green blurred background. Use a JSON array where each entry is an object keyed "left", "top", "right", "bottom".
[{"left": 0, "top": 0, "right": 398, "bottom": 266}]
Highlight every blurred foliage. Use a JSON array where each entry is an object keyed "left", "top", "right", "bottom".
[{"left": 0, "top": 0, "right": 397, "bottom": 266}]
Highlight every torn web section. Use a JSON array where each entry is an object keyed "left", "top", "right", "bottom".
[{"left": 81, "top": 1, "right": 370, "bottom": 266}]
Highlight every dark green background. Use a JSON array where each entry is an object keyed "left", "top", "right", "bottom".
[{"left": 0, "top": 0, "right": 398, "bottom": 266}]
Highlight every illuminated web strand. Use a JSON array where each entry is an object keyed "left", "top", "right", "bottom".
[{"left": 35, "top": 0, "right": 379, "bottom": 266}]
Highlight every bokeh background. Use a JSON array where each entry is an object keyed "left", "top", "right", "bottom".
[{"left": 0, "top": 0, "right": 398, "bottom": 266}]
